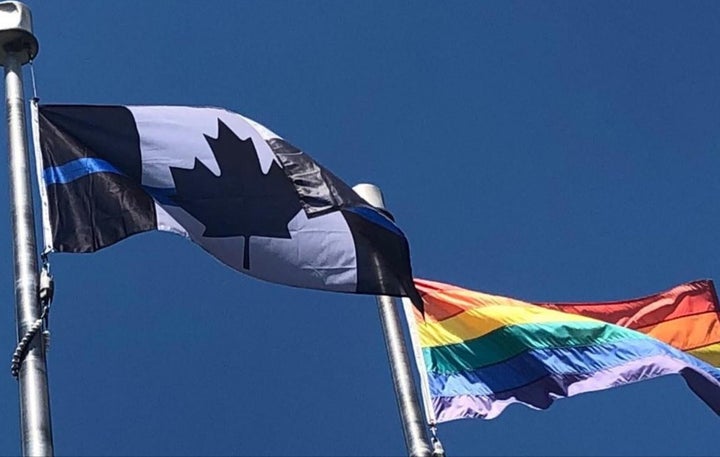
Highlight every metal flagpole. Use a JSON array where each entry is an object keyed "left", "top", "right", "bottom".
[
  {"left": 0, "top": 3, "right": 53, "bottom": 456},
  {"left": 352, "top": 183, "right": 432, "bottom": 457}
]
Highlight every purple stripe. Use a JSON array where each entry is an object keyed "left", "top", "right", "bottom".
[{"left": 431, "top": 355, "right": 720, "bottom": 423}]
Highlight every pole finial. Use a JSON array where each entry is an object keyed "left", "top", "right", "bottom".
[
  {"left": 352, "top": 183, "right": 386, "bottom": 209},
  {"left": 0, "top": 2, "right": 37, "bottom": 66},
  {"left": 352, "top": 183, "right": 396, "bottom": 221}
]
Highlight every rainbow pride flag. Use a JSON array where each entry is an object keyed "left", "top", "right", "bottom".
[{"left": 403, "top": 279, "right": 720, "bottom": 423}]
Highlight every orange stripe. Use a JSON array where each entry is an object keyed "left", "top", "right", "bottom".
[
  {"left": 639, "top": 312, "right": 720, "bottom": 351},
  {"left": 415, "top": 279, "right": 477, "bottom": 322},
  {"left": 414, "top": 279, "right": 537, "bottom": 324}
]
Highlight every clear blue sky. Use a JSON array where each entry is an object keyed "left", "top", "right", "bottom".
[{"left": 1, "top": 1, "right": 719, "bottom": 455}]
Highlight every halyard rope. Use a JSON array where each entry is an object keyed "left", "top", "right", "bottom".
[
  {"left": 11, "top": 259, "right": 53, "bottom": 378},
  {"left": 11, "top": 305, "right": 48, "bottom": 378},
  {"left": 29, "top": 58, "right": 37, "bottom": 99}
]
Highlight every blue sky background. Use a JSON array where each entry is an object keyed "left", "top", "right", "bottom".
[{"left": 0, "top": 1, "right": 719, "bottom": 455}]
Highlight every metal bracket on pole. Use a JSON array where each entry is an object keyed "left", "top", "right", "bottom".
[
  {"left": 353, "top": 183, "right": 432, "bottom": 457},
  {"left": 0, "top": 2, "right": 53, "bottom": 456}
]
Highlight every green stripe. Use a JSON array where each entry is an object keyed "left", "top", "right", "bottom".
[{"left": 423, "top": 321, "right": 649, "bottom": 375}]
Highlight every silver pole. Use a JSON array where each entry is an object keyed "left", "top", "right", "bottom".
[
  {"left": 352, "top": 183, "right": 432, "bottom": 457},
  {"left": 0, "top": 3, "right": 52, "bottom": 456}
]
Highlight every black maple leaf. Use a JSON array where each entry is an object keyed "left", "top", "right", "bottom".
[{"left": 170, "top": 120, "right": 302, "bottom": 269}]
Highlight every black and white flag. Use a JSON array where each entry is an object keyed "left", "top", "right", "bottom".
[{"left": 34, "top": 104, "right": 421, "bottom": 307}]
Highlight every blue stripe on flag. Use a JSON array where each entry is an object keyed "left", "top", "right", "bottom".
[
  {"left": 142, "top": 186, "right": 178, "bottom": 206},
  {"left": 344, "top": 205, "right": 403, "bottom": 236},
  {"left": 44, "top": 158, "right": 180, "bottom": 206},
  {"left": 43, "top": 158, "right": 122, "bottom": 185}
]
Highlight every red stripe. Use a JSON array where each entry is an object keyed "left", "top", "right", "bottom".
[
  {"left": 414, "top": 279, "right": 720, "bottom": 345},
  {"left": 537, "top": 280, "right": 718, "bottom": 330}
]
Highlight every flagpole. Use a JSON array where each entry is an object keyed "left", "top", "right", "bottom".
[
  {"left": 352, "top": 184, "right": 432, "bottom": 457},
  {"left": 0, "top": 3, "right": 53, "bottom": 456}
]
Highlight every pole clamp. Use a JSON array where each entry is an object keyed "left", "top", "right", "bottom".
[{"left": 39, "top": 262, "right": 53, "bottom": 306}]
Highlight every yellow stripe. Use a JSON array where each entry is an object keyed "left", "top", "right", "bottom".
[
  {"left": 419, "top": 304, "right": 600, "bottom": 348},
  {"left": 688, "top": 342, "right": 720, "bottom": 367}
]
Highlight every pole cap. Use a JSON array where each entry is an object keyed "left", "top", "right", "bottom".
[
  {"left": 352, "top": 183, "right": 387, "bottom": 211},
  {"left": 0, "top": 1, "right": 37, "bottom": 65}
]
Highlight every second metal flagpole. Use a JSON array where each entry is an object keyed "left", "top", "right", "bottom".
[
  {"left": 0, "top": 2, "right": 53, "bottom": 456},
  {"left": 353, "top": 183, "right": 432, "bottom": 457}
]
